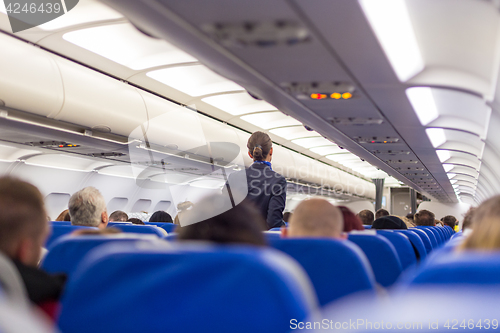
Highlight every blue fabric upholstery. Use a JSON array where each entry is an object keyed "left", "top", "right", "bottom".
[
  {"left": 264, "top": 232, "right": 281, "bottom": 241},
  {"left": 42, "top": 235, "right": 154, "bottom": 277},
  {"left": 375, "top": 231, "right": 417, "bottom": 270},
  {"left": 269, "top": 227, "right": 282, "bottom": 231},
  {"left": 108, "top": 224, "right": 164, "bottom": 237},
  {"left": 58, "top": 243, "right": 316, "bottom": 333},
  {"left": 363, "top": 225, "right": 372, "bottom": 229},
  {"left": 268, "top": 238, "right": 376, "bottom": 306},
  {"left": 347, "top": 234, "right": 403, "bottom": 287},
  {"left": 45, "top": 225, "right": 95, "bottom": 248},
  {"left": 451, "top": 231, "right": 463, "bottom": 240},
  {"left": 411, "top": 227, "right": 436, "bottom": 251},
  {"left": 409, "top": 252, "right": 500, "bottom": 286},
  {"left": 158, "top": 223, "right": 177, "bottom": 233},
  {"left": 394, "top": 230, "right": 427, "bottom": 261},
  {"left": 433, "top": 227, "right": 446, "bottom": 243}
]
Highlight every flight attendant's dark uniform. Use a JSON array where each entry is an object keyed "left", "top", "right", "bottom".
[{"left": 244, "top": 161, "right": 286, "bottom": 229}]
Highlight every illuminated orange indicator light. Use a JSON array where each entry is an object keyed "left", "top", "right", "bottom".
[
  {"left": 310, "top": 93, "right": 327, "bottom": 100},
  {"left": 342, "top": 92, "right": 353, "bottom": 99},
  {"left": 59, "top": 145, "right": 64, "bottom": 147},
  {"left": 331, "top": 93, "right": 342, "bottom": 99}
]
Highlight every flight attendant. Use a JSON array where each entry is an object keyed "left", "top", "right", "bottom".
[{"left": 245, "top": 131, "right": 286, "bottom": 229}]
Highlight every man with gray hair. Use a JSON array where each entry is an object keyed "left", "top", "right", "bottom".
[
  {"left": 69, "top": 187, "right": 108, "bottom": 229},
  {"left": 281, "top": 198, "right": 345, "bottom": 239}
]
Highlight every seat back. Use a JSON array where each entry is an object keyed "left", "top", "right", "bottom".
[
  {"left": 375, "top": 231, "right": 417, "bottom": 270},
  {"left": 394, "top": 230, "right": 427, "bottom": 261},
  {"left": 269, "top": 238, "right": 376, "bottom": 306},
  {"left": 58, "top": 243, "right": 317, "bottom": 333},
  {"left": 433, "top": 227, "right": 446, "bottom": 243},
  {"left": 410, "top": 228, "right": 434, "bottom": 253},
  {"left": 416, "top": 227, "right": 440, "bottom": 247},
  {"left": 409, "top": 252, "right": 500, "bottom": 286},
  {"left": 41, "top": 235, "right": 158, "bottom": 277},
  {"left": 108, "top": 224, "right": 166, "bottom": 237},
  {"left": 363, "top": 225, "right": 372, "bottom": 229},
  {"left": 347, "top": 234, "right": 403, "bottom": 287},
  {"left": 46, "top": 224, "right": 96, "bottom": 248},
  {"left": 158, "top": 222, "right": 177, "bottom": 233},
  {"left": 451, "top": 231, "right": 463, "bottom": 240}
]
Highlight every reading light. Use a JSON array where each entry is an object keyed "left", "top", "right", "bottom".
[
  {"left": 425, "top": 128, "right": 446, "bottom": 148},
  {"left": 342, "top": 92, "right": 353, "bottom": 99},
  {"left": 359, "top": 0, "right": 424, "bottom": 82},
  {"left": 331, "top": 93, "right": 342, "bottom": 99}
]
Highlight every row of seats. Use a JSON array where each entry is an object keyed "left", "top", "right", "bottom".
[{"left": 42, "top": 225, "right": 452, "bottom": 309}]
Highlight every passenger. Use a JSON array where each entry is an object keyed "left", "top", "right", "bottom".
[
  {"left": 414, "top": 210, "right": 436, "bottom": 226},
  {"left": 243, "top": 131, "right": 287, "bottom": 229},
  {"left": 372, "top": 216, "right": 408, "bottom": 229},
  {"left": 375, "top": 208, "right": 390, "bottom": 219},
  {"left": 460, "top": 196, "right": 500, "bottom": 250},
  {"left": 0, "top": 177, "right": 65, "bottom": 316},
  {"left": 462, "top": 207, "right": 476, "bottom": 233},
  {"left": 435, "top": 220, "right": 444, "bottom": 227},
  {"left": 149, "top": 210, "right": 173, "bottom": 223},
  {"left": 281, "top": 198, "right": 344, "bottom": 239},
  {"left": 127, "top": 218, "right": 145, "bottom": 225},
  {"left": 283, "top": 212, "right": 292, "bottom": 223},
  {"left": 55, "top": 209, "right": 70, "bottom": 221},
  {"left": 339, "top": 206, "right": 364, "bottom": 232},
  {"left": 400, "top": 215, "right": 415, "bottom": 228},
  {"left": 357, "top": 209, "right": 374, "bottom": 225},
  {"left": 406, "top": 213, "right": 414, "bottom": 223},
  {"left": 108, "top": 210, "right": 128, "bottom": 222},
  {"left": 441, "top": 215, "right": 457, "bottom": 231},
  {"left": 177, "top": 196, "right": 266, "bottom": 246},
  {"left": 68, "top": 187, "right": 109, "bottom": 229}
]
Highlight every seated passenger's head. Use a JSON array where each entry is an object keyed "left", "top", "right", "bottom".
[
  {"left": 149, "top": 211, "right": 173, "bottom": 223},
  {"left": 285, "top": 198, "right": 344, "bottom": 239},
  {"left": 441, "top": 215, "right": 457, "bottom": 229},
  {"left": 109, "top": 210, "right": 128, "bottom": 222},
  {"left": 461, "top": 196, "right": 500, "bottom": 251},
  {"left": 55, "top": 209, "right": 71, "bottom": 221},
  {"left": 462, "top": 207, "right": 476, "bottom": 232},
  {"left": 247, "top": 131, "right": 273, "bottom": 162},
  {"left": 177, "top": 197, "right": 266, "bottom": 246},
  {"left": 357, "top": 209, "right": 374, "bottom": 225},
  {"left": 68, "top": 187, "right": 108, "bottom": 229},
  {"left": 372, "top": 216, "right": 408, "bottom": 230},
  {"left": 339, "top": 206, "right": 364, "bottom": 232},
  {"left": 283, "top": 212, "right": 292, "bottom": 223},
  {"left": 127, "top": 218, "right": 144, "bottom": 225},
  {"left": 375, "top": 208, "right": 390, "bottom": 219},
  {"left": 414, "top": 210, "right": 436, "bottom": 226},
  {"left": 0, "top": 177, "right": 48, "bottom": 266}
]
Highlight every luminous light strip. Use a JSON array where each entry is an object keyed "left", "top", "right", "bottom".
[
  {"left": 0, "top": 1, "right": 5, "bottom": 14},
  {"left": 443, "top": 164, "right": 454, "bottom": 172},
  {"left": 38, "top": 1, "right": 123, "bottom": 31},
  {"left": 406, "top": 87, "right": 439, "bottom": 126},
  {"left": 147, "top": 65, "right": 244, "bottom": 97},
  {"left": 436, "top": 150, "right": 451, "bottom": 163},
  {"left": 447, "top": 173, "right": 457, "bottom": 179},
  {"left": 63, "top": 24, "right": 197, "bottom": 70},
  {"left": 202, "top": 92, "right": 276, "bottom": 116},
  {"left": 426, "top": 128, "right": 446, "bottom": 148},
  {"left": 359, "top": 0, "right": 424, "bottom": 82}
]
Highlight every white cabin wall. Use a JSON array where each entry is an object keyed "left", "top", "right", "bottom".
[
  {"left": 341, "top": 200, "right": 375, "bottom": 215},
  {"left": 417, "top": 201, "right": 472, "bottom": 227}
]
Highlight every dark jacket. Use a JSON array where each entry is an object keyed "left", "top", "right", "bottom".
[
  {"left": 13, "top": 260, "right": 65, "bottom": 305},
  {"left": 243, "top": 163, "right": 287, "bottom": 229}
]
